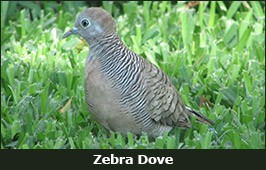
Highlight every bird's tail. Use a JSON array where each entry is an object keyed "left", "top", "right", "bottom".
[{"left": 185, "top": 106, "right": 215, "bottom": 125}]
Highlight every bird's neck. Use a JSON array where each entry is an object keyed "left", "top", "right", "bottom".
[
  {"left": 89, "top": 32, "right": 123, "bottom": 50},
  {"left": 87, "top": 32, "right": 127, "bottom": 64}
]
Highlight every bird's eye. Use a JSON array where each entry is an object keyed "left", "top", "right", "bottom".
[{"left": 81, "top": 19, "right": 90, "bottom": 27}]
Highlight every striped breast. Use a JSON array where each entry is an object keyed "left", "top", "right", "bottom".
[{"left": 84, "top": 35, "right": 142, "bottom": 135}]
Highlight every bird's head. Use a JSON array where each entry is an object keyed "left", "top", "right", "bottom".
[{"left": 63, "top": 8, "right": 117, "bottom": 43}]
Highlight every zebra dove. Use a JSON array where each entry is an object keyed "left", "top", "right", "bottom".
[{"left": 63, "top": 7, "right": 214, "bottom": 137}]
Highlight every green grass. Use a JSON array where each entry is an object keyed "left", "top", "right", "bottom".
[{"left": 1, "top": 1, "right": 265, "bottom": 149}]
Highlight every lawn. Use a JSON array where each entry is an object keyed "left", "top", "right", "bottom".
[{"left": 1, "top": 1, "right": 265, "bottom": 149}]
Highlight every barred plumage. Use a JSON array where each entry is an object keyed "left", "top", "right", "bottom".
[{"left": 63, "top": 7, "right": 215, "bottom": 137}]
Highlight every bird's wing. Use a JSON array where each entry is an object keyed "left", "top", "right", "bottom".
[{"left": 141, "top": 58, "right": 192, "bottom": 128}]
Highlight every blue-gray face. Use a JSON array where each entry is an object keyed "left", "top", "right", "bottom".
[{"left": 63, "top": 8, "right": 116, "bottom": 44}]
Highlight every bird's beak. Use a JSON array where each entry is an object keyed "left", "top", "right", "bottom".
[{"left": 62, "top": 27, "right": 79, "bottom": 39}]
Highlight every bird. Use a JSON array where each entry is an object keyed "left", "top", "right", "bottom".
[{"left": 63, "top": 7, "right": 215, "bottom": 137}]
